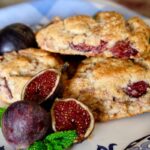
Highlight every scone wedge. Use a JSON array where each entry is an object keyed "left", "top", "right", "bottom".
[
  {"left": 64, "top": 57, "right": 150, "bottom": 121},
  {"left": 0, "top": 48, "right": 63, "bottom": 106},
  {"left": 36, "top": 11, "right": 150, "bottom": 59}
]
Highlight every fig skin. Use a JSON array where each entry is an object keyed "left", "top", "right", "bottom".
[
  {"left": 0, "top": 23, "right": 37, "bottom": 55},
  {"left": 2, "top": 101, "right": 51, "bottom": 149}
]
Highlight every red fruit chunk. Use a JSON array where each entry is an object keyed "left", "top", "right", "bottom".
[
  {"left": 110, "top": 40, "right": 138, "bottom": 58},
  {"left": 124, "top": 81, "right": 149, "bottom": 98},
  {"left": 70, "top": 40, "right": 107, "bottom": 53},
  {"left": 2, "top": 101, "right": 50, "bottom": 149},
  {"left": 54, "top": 101, "right": 90, "bottom": 135},
  {"left": 51, "top": 98, "right": 95, "bottom": 142},
  {"left": 22, "top": 69, "right": 60, "bottom": 104}
]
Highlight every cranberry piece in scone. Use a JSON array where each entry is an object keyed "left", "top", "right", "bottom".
[
  {"left": 110, "top": 40, "right": 138, "bottom": 58},
  {"left": 124, "top": 81, "right": 149, "bottom": 98},
  {"left": 70, "top": 40, "right": 107, "bottom": 53}
]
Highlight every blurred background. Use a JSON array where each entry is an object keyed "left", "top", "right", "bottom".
[
  {"left": 0, "top": 0, "right": 26, "bottom": 7},
  {"left": 0, "top": 0, "right": 149, "bottom": 17},
  {"left": 113, "top": 0, "right": 150, "bottom": 17}
]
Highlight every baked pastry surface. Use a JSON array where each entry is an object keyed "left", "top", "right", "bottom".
[
  {"left": 0, "top": 48, "right": 63, "bottom": 106},
  {"left": 63, "top": 57, "right": 150, "bottom": 121},
  {"left": 36, "top": 11, "right": 150, "bottom": 59}
]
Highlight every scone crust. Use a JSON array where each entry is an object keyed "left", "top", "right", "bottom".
[
  {"left": 0, "top": 48, "right": 63, "bottom": 105},
  {"left": 135, "top": 55, "right": 150, "bottom": 70},
  {"left": 36, "top": 11, "right": 150, "bottom": 58},
  {"left": 63, "top": 57, "right": 150, "bottom": 121}
]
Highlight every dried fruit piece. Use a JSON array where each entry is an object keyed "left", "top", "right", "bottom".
[
  {"left": 110, "top": 40, "right": 138, "bottom": 58},
  {"left": 51, "top": 98, "right": 95, "bottom": 142},
  {"left": 124, "top": 81, "right": 149, "bottom": 98},
  {"left": 70, "top": 40, "right": 107, "bottom": 53},
  {"left": 2, "top": 101, "right": 50, "bottom": 149},
  {"left": 22, "top": 69, "right": 61, "bottom": 104}
]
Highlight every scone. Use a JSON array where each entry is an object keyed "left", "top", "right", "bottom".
[
  {"left": 63, "top": 57, "right": 150, "bottom": 121},
  {"left": 36, "top": 11, "right": 150, "bottom": 59},
  {"left": 0, "top": 48, "right": 63, "bottom": 106},
  {"left": 135, "top": 55, "right": 150, "bottom": 69}
]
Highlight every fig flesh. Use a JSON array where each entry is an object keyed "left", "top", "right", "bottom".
[
  {"left": 51, "top": 98, "right": 95, "bottom": 142},
  {"left": 22, "top": 69, "right": 61, "bottom": 104},
  {"left": 2, "top": 101, "right": 50, "bottom": 149}
]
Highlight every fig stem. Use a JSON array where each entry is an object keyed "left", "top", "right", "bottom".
[{"left": 60, "top": 63, "right": 69, "bottom": 73}]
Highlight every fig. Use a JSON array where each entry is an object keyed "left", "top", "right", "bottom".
[
  {"left": 1, "top": 101, "right": 50, "bottom": 149},
  {"left": 0, "top": 23, "right": 37, "bottom": 55},
  {"left": 51, "top": 98, "right": 95, "bottom": 142},
  {"left": 22, "top": 69, "right": 61, "bottom": 104}
]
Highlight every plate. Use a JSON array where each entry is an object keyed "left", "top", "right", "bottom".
[
  {"left": 0, "top": 113, "right": 150, "bottom": 150},
  {"left": 0, "top": 0, "right": 150, "bottom": 149}
]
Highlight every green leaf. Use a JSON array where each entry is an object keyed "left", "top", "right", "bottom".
[
  {"left": 45, "top": 130, "right": 77, "bottom": 149},
  {"left": 28, "top": 130, "right": 77, "bottom": 150},
  {"left": 45, "top": 143, "right": 53, "bottom": 150},
  {"left": 0, "top": 107, "right": 6, "bottom": 127},
  {"left": 28, "top": 141, "right": 47, "bottom": 150},
  {"left": 53, "top": 145, "right": 63, "bottom": 150}
]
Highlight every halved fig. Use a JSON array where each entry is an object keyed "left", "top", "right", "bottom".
[
  {"left": 51, "top": 98, "right": 95, "bottom": 142},
  {"left": 22, "top": 69, "right": 61, "bottom": 104}
]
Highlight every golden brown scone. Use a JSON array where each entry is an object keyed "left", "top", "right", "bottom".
[
  {"left": 36, "top": 11, "right": 150, "bottom": 59},
  {"left": 135, "top": 55, "right": 150, "bottom": 70},
  {"left": 0, "top": 48, "right": 63, "bottom": 106},
  {"left": 63, "top": 57, "right": 150, "bottom": 121}
]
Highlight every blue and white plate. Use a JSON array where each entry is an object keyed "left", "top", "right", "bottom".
[{"left": 0, "top": 0, "right": 150, "bottom": 149}]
